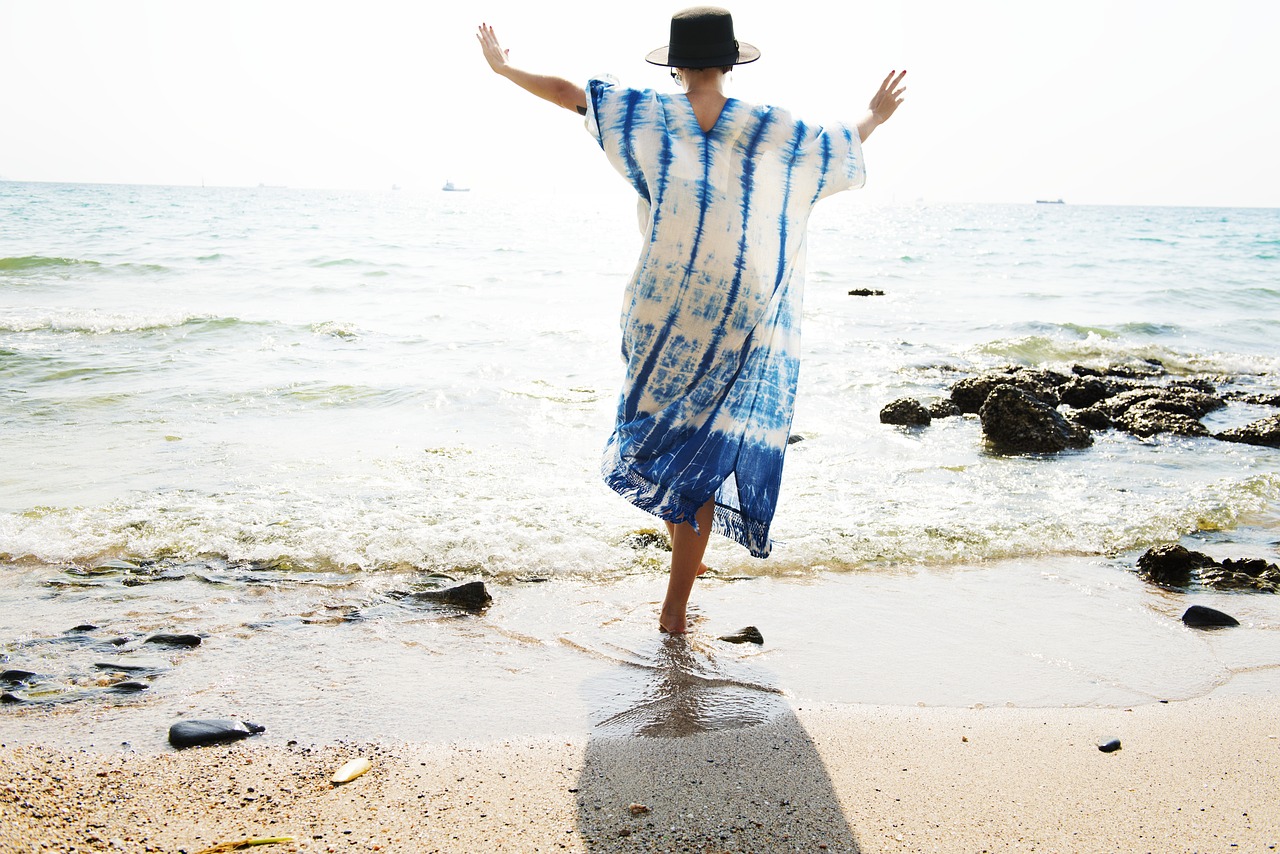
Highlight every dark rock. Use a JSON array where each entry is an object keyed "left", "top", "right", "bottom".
[
  {"left": 951, "top": 368, "right": 1069, "bottom": 414},
  {"left": 1097, "top": 738, "right": 1122, "bottom": 753},
  {"left": 951, "top": 375, "right": 1006, "bottom": 414},
  {"left": 109, "top": 680, "right": 151, "bottom": 693},
  {"left": 621, "top": 529, "right": 671, "bottom": 551},
  {"left": 1107, "top": 361, "right": 1166, "bottom": 379},
  {"left": 168, "top": 718, "right": 265, "bottom": 749},
  {"left": 93, "top": 657, "right": 170, "bottom": 673},
  {"left": 1136, "top": 544, "right": 1216, "bottom": 588},
  {"left": 1058, "top": 376, "right": 1114, "bottom": 409},
  {"left": 786, "top": 433, "right": 805, "bottom": 444},
  {"left": 1199, "top": 559, "right": 1280, "bottom": 593},
  {"left": 68, "top": 624, "right": 99, "bottom": 632},
  {"left": 403, "top": 581, "right": 492, "bottom": 612},
  {"left": 880, "top": 398, "right": 932, "bottom": 426},
  {"left": 1, "top": 692, "right": 25, "bottom": 704},
  {"left": 1238, "top": 392, "right": 1280, "bottom": 407},
  {"left": 1099, "top": 387, "right": 1225, "bottom": 421},
  {"left": 1181, "top": 605, "right": 1240, "bottom": 628},
  {"left": 978, "top": 385, "right": 1093, "bottom": 454},
  {"left": 718, "top": 626, "right": 764, "bottom": 645},
  {"left": 1113, "top": 401, "right": 1210, "bottom": 438},
  {"left": 0, "top": 669, "right": 37, "bottom": 684},
  {"left": 1067, "top": 407, "right": 1113, "bottom": 432},
  {"left": 847, "top": 288, "right": 885, "bottom": 296},
  {"left": 1214, "top": 414, "right": 1280, "bottom": 448},
  {"left": 928, "top": 399, "right": 961, "bottom": 419},
  {"left": 144, "top": 633, "right": 202, "bottom": 648},
  {"left": 1220, "top": 558, "right": 1279, "bottom": 579},
  {"left": 1168, "top": 378, "right": 1219, "bottom": 395}
]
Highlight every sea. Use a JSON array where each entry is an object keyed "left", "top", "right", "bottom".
[{"left": 1, "top": 180, "right": 1278, "bottom": 747}]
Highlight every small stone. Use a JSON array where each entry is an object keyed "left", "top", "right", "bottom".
[
  {"left": 94, "top": 657, "right": 169, "bottom": 673},
  {"left": 402, "top": 581, "right": 492, "bottom": 612},
  {"left": 1098, "top": 738, "right": 1122, "bottom": 753},
  {"left": 628, "top": 803, "right": 650, "bottom": 816},
  {"left": 168, "top": 719, "right": 265, "bottom": 749},
  {"left": 0, "top": 669, "right": 37, "bottom": 684},
  {"left": 847, "top": 288, "right": 885, "bottom": 296},
  {"left": 1182, "top": 605, "right": 1240, "bottom": 628},
  {"left": 109, "top": 680, "right": 151, "bottom": 693},
  {"left": 786, "top": 433, "right": 806, "bottom": 444},
  {"left": 1, "top": 692, "right": 25, "bottom": 704},
  {"left": 144, "top": 633, "right": 202, "bottom": 647},
  {"left": 718, "top": 626, "right": 764, "bottom": 645}
]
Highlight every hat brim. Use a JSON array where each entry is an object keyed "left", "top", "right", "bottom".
[{"left": 644, "top": 42, "right": 760, "bottom": 67}]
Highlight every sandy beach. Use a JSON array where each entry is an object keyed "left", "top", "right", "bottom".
[{"left": 3, "top": 695, "right": 1278, "bottom": 853}]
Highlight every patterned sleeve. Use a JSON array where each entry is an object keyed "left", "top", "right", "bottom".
[
  {"left": 583, "top": 76, "right": 617, "bottom": 148},
  {"left": 805, "top": 121, "right": 866, "bottom": 201},
  {"left": 583, "top": 76, "right": 658, "bottom": 203}
]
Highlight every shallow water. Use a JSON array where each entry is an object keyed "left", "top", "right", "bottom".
[{"left": 1, "top": 182, "right": 1278, "bottom": 745}]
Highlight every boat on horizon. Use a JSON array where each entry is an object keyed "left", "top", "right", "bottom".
[
  {"left": 1036, "top": 198, "right": 1065, "bottom": 204},
  {"left": 442, "top": 180, "right": 470, "bottom": 192}
]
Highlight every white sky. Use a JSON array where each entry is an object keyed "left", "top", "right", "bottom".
[{"left": 1, "top": 0, "right": 1278, "bottom": 206}]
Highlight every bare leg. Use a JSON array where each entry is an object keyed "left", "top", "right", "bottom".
[
  {"left": 659, "top": 498, "right": 716, "bottom": 634},
  {"left": 663, "top": 519, "right": 711, "bottom": 576}
]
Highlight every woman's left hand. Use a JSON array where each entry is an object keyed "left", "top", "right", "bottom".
[
  {"left": 868, "top": 70, "right": 907, "bottom": 125},
  {"left": 476, "top": 23, "right": 511, "bottom": 76}
]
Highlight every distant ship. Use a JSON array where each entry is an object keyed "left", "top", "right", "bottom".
[
  {"left": 442, "top": 180, "right": 470, "bottom": 192},
  {"left": 1036, "top": 198, "right": 1065, "bottom": 204}
]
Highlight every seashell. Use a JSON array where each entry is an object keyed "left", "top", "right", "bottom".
[{"left": 331, "top": 757, "right": 372, "bottom": 784}]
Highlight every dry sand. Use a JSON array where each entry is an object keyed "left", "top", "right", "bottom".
[{"left": 2, "top": 695, "right": 1278, "bottom": 853}]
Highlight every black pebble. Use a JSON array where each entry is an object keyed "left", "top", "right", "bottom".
[
  {"left": 403, "top": 581, "right": 493, "bottom": 612},
  {"left": 0, "top": 669, "right": 37, "bottom": 684},
  {"left": 1, "top": 692, "right": 24, "bottom": 704},
  {"left": 168, "top": 719, "right": 266, "bottom": 749},
  {"left": 1182, "top": 605, "right": 1240, "bottom": 628},
  {"left": 718, "top": 626, "right": 765, "bottom": 645},
  {"left": 110, "top": 680, "right": 150, "bottom": 693},
  {"left": 1098, "top": 738, "right": 1122, "bottom": 753},
  {"left": 145, "top": 633, "right": 202, "bottom": 647}
]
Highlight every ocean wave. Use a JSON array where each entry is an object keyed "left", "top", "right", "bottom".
[
  {"left": 0, "top": 255, "right": 100, "bottom": 272},
  {"left": 0, "top": 255, "right": 169, "bottom": 277},
  {"left": 0, "top": 311, "right": 268, "bottom": 336},
  {"left": 3, "top": 465, "right": 1276, "bottom": 581},
  {"left": 974, "top": 329, "right": 1280, "bottom": 376}
]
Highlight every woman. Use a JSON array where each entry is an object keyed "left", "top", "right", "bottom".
[{"left": 477, "top": 8, "right": 905, "bottom": 634}]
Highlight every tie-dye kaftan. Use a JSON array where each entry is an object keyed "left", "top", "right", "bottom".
[{"left": 585, "top": 76, "right": 866, "bottom": 558}]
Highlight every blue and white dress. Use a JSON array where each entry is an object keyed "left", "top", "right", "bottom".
[{"left": 585, "top": 76, "right": 865, "bottom": 558}]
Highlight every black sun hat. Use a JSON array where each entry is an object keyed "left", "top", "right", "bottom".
[{"left": 645, "top": 6, "right": 760, "bottom": 68}]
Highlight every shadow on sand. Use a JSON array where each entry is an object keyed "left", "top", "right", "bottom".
[{"left": 573, "top": 633, "right": 862, "bottom": 852}]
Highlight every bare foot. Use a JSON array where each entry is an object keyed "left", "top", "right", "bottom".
[
  {"left": 696, "top": 563, "right": 711, "bottom": 576},
  {"left": 658, "top": 610, "right": 688, "bottom": 634}
]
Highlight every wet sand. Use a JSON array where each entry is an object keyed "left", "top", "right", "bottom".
[{"left": 3, "top": 696, "right": 1278, "bottom": 853}]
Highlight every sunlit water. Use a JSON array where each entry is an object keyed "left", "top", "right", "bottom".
[{"left": 1, "top": 182, "right": 1278, "bottom": 747}]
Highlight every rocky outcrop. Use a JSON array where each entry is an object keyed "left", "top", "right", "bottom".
[
  {"left": 1136, "top": 544, "right": 1217, "bottom": 588},
  {"left": 889, "top": 361, "right": 1280, "bottom": 441},
  {"left": 978, "top": 385, "right": 1092, "bottom": 454},
  {"left": 1136, "top": 544, "right": 1278, "bottom": 593},
  {"left": 1215, "top": 413, "right": 1280, "bottom": 447}
]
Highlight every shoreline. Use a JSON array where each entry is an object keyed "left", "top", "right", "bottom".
[{"left": 3, "top": 696, "right": 1278, "bottom": 852}]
